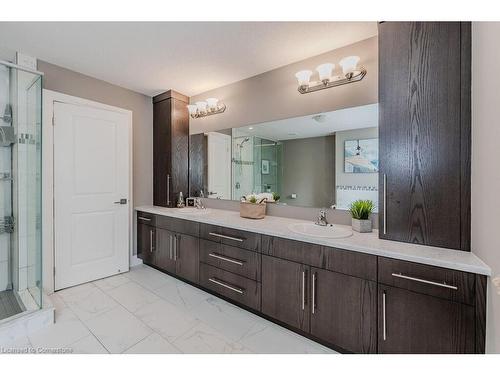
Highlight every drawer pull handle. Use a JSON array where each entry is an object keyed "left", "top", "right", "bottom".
[
  {"left": 138, "top": 216, "right": 151, "bottom": 222},
  {"left": 209, "top": 232, "right": 244, "bottom": 242},
  {"left": 208, "top": 277, "right": 244, "bottom": 294},
  {"left": 312, "top": 272, "right": 317, "bottom": 314},
  {"left": 208, "top": 253, "right": 245, "bottom": 266},
  {"left": 391, "top": 273, "right": 458, "bottom": 290}
]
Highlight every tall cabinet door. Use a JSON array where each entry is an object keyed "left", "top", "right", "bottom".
[
  {"left": 155, "top": 228, "right": 176, "bottom": 274},
  {"left": 261, "top": 256, "right": 310, "bottom": 332},
  {"left": 378, "top": 22, "right": 471, "bottom": 250},
  {"left": 153, "top": 90, "right": 189, "bottom": 208},
  {"left": 137, "top": 223, "right": 155, "bottom": 265},
  {"left": 378, "top": 285, "right": 475, "bottom": 353},
  {"left": 310, "top": 268, "right": 377, "bottom": 353},
  {"left": 175, "top": 233, "right": 199, "bottom": 284}
]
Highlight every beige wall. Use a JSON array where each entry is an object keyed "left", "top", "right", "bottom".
[
  {"left": 471, "top": 22, "right": 500, "bottom": 353},
  {"left": 38, "top": 61, "right": 153, "bottom": 208},
  {"left": 280, "top": 136, "right": 335, "bottom": 207},
  {"left": 190, "top": 36, "right": 378, "bottom": 134}
]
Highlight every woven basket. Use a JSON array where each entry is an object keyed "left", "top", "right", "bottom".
[{"left": 240, "top": 202, "right": 266, "bottom": 219}]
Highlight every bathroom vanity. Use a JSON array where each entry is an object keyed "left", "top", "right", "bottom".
[{"left": 135, "top": 206, "right": 489, "bottom": 354}]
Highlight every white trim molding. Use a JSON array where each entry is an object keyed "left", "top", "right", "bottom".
[{"left": 42, "top": 89, "right": 134, "bottom": 294}]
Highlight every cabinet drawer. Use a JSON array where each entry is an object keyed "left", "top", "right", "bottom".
[
  {"left": 199, "top": 263, "right": 261, "bottom": 311},
  {"left": 200, "top": 223, "right": 261, "bottom": 252},
  {"left": 262, "top": 235, "right": 325, "bottom": 267},
  {"left": 156, "top": 216, "right": 199, "bottom": 237},
  {"left": 137, "top": 211, "right": 156, "bottom": 227},
  {"left": 378, "top": 257, "right": 475, "bottom": 305},
  {"left": 199, "top": 239, "right": 261, "bottom": 281}
]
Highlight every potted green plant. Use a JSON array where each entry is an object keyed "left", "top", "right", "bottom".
[
  {"left": 349, "top": 199, "right": 374, "bottom": 233},
  {"left": 272, "top": 192, "right": 280, "bottom": 203}
]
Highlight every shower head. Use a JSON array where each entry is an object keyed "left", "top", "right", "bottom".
[{"left": 238, "top": 137, "right": 250, "bottom": 147}]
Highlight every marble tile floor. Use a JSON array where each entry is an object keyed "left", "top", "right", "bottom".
[{"left": 0, "top": 264, "right": 337, "bottom": 354}]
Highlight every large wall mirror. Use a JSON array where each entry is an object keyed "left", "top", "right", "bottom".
[{"left": 189, "top": 103, "right": 379, "bottom": 211}]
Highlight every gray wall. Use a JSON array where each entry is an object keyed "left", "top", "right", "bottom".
[
  {"left": 471, "top": 22, "right": 500, "bottom": 353},
  {"left": 190, "top": 36, "right": 378, "bottom": 134},
  {"left": 280, "top": 136, "right": 335, "bottom": 207},
  {"left": 38, "top": 61, "right": 153, "bottom": 208}
]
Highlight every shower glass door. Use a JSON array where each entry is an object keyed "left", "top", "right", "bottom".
[{"left": 0, "top": 60, "right": 42, "bottom": 321}]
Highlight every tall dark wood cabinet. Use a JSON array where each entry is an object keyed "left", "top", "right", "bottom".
[
  {"left": 153, "top": 90, "right": 190, "bottom": 207},
  {"left": 378, "top": 22, "right": 471, "bottom": 251}
]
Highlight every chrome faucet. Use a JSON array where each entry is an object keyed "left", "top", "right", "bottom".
[{"left": 315, "top": 209, "right": 328, "bottom": 226}]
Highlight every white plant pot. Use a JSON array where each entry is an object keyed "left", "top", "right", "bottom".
[{"left": 352, "top": 218, "right": 372, "bottom": 233}]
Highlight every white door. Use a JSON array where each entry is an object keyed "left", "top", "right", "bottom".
[
  {"left": 207, "top": 132, "right": 231, "bottom": 199},
  {"left": 54, "top": 102, "right": 130, "bottom": 290}
]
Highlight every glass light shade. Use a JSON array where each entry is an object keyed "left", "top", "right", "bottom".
[
  {"left": 339, "top": 56, "right": 360, "bottom": 75},
  {"left": 205, "top": 98, "right": 219, "bottom": 110},
  {"left": 295, "top": 70, "right": 313, "bottom": 86},
  {"left": 196, "top": 101, "right": 208, "bottom": 113},
  {"left": 316, "top": 63, "right": 334, "bottom": 81},
  {"left": 187, "top": 104, "right": 198, "bottom": 115}
]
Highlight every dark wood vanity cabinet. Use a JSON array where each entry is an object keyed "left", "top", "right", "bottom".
[
  {"left": 261, "top": 255, "right": 311, "bottom": 332},
  {"left": 136, "top": 213, "right": 486, "bottom": 353},
  {"left": 153, "top": 90, "right": 190, "bottom": 208},
  {"left": 310, "top": 268, "right": 377, "bottom": 353},
  {"left": 378, "top": 22, "right": 471, "bottom": 251}
]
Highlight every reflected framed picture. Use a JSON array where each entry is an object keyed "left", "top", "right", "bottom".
[
  {"left": 261, "top": 159, "right": 270, "bottom": 175},
  {"left": 344, "top": 138, "right": 379, "bottom": 173}
]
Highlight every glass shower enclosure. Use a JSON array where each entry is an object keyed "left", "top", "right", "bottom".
[{"left": 0, "top": 60, "right": 42, "bottom": 322}]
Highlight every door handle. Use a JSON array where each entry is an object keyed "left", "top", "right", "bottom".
[
  {"left": 114, "top": 198, "right": 127, "bottom": 204},
  {"left": 382, "top": 290, "right": 387, "bottom": 341},
  {"left": 383, "top": 174, "right": 387, "bottom": 235},
  {"left": 149, "top": 229, "right": 154, "bottom": 253},
  {"left": 301, "top": 270, "right": 306, "bottom": 311},
  {"left": 167, "top": 174, "right": 171, "bottom": 206},
  {"left": 174, "top": 235, "right": 179, "bottom": 260},
  {"left": 169, "top": 235, "right": 173, "bottom": 259},
  {"left": 312, "top": 272, "right": 317, "bottom": 314}
]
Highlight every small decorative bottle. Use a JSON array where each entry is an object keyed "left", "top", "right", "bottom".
[{"left": 177, "top": 192, "right": 185, "bottom": 208}]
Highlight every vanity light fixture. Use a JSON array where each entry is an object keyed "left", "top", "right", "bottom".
[
  {"left": 187, "top": 97, "right": 226, "bottom": 119},
  {"left": 295, "top": 55, "right": 366, "bottom": 94}
]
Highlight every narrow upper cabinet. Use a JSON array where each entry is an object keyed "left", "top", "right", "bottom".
[
  {"left": 378, "top": 22, "right": 471, "bottom": 251},
  {"left": 153, "top": 90, "right": 190, "bottom": 207}
]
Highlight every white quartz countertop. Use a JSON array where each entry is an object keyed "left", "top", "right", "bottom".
[{"left": 135, "top": 206, "right": 491, "bottom": 276}]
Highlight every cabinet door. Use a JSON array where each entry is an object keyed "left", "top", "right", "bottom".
[
  {"left": 153, "top": 98, "right": 172, "bottom": 207},
  {"left": 155, "top": 227, "right": 176, "bottom": 273},
  {"left": 137, "top": 223, "right": 155, "bottom": 265},
  {"left": 175, "top": 233, "right": 199, "bottom": 284},
  {"left": 310, "top": 268, "right": 377, "bottom": 353},
  {"left": 261, "top": 255, "right": 310, "bottom": 332},
  {"left": 378, "top": 22, "right": 470, "bottom": 250},
  {"left": 378, "top": 285, "right": 475, "bottom": 353}
]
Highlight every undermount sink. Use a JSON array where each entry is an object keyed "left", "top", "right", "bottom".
[
  {"left": 178, "top": 207, "right": 211, "bottom": 215},
  {"left": 288, "top": 222, "right": 353, "bottom": 239}
]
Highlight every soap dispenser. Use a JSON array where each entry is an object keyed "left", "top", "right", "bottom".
[{"left": 177, "top": 192, "right": 185, "bottom": 208}]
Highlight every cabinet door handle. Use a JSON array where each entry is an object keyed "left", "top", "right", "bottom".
[
  {"left": 301, "top": 270, "right": 306, "bottom": 311},
  {"left": 312, "top": 272, "right": 317, "bottom": 315},
  {"left": 383, "top": 173, "right": 387, "bottom": 235},
  {"left": 138, "top": 216, "right": 151, "bottom": 222},
  {"left": 174, "top": 235, "right": 179, "bottom": 260},
  {"left": 391, "top": 273, "right": 458, "bottom": 290},
  {"left": 208, "top": 253, "right": 245, "bottom": 266},
  {"left": 208, "top": 232, "right": 244, "bottom": 242},
  {"left": 208, "top": 277, "right": 244, "bottom": 294},
  {"left": 149, "top": 229, "right": 154, "bottom": 253},
  {"left": 167, "top": 174, "right": 171, "bottom": 206},
  {"left": 382, "top": 290, "right": 387, "bottom": 341},
  {"left": 169, "top": 235, "right": 173, "bottom": 259}
]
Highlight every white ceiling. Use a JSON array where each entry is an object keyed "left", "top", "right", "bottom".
[
  {"left": 235, "top": 104, "right": 379, "bottom": 141},
  {"left": 0, "top": 22, "right": 377, "bottom": 97}
]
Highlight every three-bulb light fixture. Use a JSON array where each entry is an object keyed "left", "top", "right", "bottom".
[
  {"left": 295, "top": 56, "right": 366, "bottom": 94},
  {"left": 187, "top": 98, "right": 226, "bottom": 119}
]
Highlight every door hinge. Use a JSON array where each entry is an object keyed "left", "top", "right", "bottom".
[
  {"left": 53, "top": 267, "right": 56, "bottom": 277},
  {"left": 52, "top": 115, "right": 55, "bottom": 126}
]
